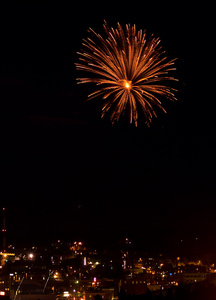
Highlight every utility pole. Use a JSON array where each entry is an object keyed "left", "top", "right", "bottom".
[{"left": 2, "top": 208, "right": 6, "bottom": 252}]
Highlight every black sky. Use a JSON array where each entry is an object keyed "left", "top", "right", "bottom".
[{"left": 0, "top": 1, "right": 215, "bottom": 255}]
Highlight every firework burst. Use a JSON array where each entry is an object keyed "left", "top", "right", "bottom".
[{"left": 76, "top": 21, "right": 178, "bottom": 126}]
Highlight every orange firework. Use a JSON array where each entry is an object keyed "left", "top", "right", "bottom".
[{"left": 76, "top": 21, "right": 178, "bottom": 126}]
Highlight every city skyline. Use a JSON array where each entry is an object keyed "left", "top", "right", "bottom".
[{"left": 1, "top": 234, "right": 216, "bottom": 299}]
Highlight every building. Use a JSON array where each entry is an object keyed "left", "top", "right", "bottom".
[
  {"left": 180, "top": 273, "right": 207, "bottom": 284},
  {"left": 84, "top": 289, "right": 114, "bottom": 300},
  {"left": 11, "top": 278, "right": 55, "bottom": 300},
  {"left": 117, "top": 278, "right": 147, "bottom": 295},
  {"left": 15, "top": 295, "right": 56, "bottom": 300},
  {"left": 0, "top": 252, "right": 15, "bottom": 266}
]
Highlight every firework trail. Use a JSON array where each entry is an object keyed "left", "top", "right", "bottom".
[{"left": 76, "top": 21, "right": 177, "bottom": 126}]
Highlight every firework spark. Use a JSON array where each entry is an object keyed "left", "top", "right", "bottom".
[{"left": 76, "top": 21, "right": 178, "bottom": 126}]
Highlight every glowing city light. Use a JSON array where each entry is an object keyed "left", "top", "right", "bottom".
[{"left": 63, "top": 291, "right": 70, "bottom": 297}]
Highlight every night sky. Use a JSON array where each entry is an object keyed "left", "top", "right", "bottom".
[{"left": 0, "top": 2, "right": 215, "bottom": 255}]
